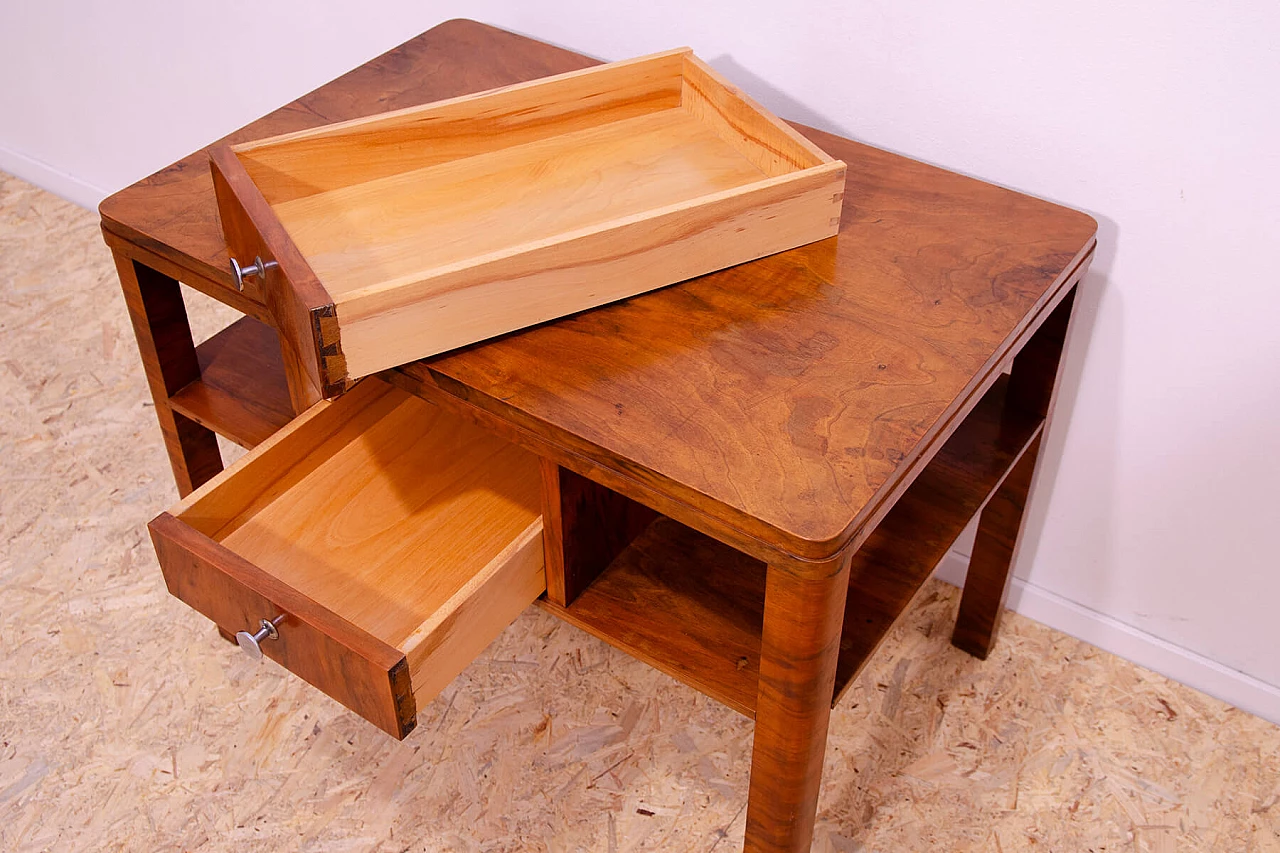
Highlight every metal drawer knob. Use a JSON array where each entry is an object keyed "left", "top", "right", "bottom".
[
  {"left": 235, "top": 614, "right": 286, "bottom": 660},
  {"left": 229, "top": 256, "right": 279, "bottom": 291}
]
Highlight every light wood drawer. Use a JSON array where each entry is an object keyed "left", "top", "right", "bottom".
[
  {"left": 148, "top": 377, "right": 544, "bottom": 738},
  {"left": 210, "top": 48, "right": 844, "bottom": 400}
]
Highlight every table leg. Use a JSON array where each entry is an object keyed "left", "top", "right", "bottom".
[
  {"left": 113, "top": 252, "right": 223, "bottom": 495},
  {"left": 952, "top": 433, "right": 1040, "bottom": 658},
  {"left": 745, "top": 556, "right": 850, "bottom": 852},
  {"left": 952, "top": 285, "right": 1077, "bottom": 658}
]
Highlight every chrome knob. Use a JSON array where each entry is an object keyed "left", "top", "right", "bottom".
[
  {"left": 235, "top": 614, "right": 286, "bottom": 660},
  {"left": 229, "top": 256, "right": 279, "bottom": 291}
]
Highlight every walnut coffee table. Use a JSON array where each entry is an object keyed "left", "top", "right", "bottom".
[{"left": 101, "top": 19, "right": 1096, "bottom": 852}]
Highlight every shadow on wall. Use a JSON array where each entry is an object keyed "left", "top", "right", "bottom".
[{"left": 707, "top": 55, "right": 857, "bottom": 139}]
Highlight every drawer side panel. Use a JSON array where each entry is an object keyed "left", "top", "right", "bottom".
[
  {"left": 402, "top": 520, "right": 547, "bottom": 708},
  {"left": 336, "top": 163, "right": 847, "bottom": 378}
]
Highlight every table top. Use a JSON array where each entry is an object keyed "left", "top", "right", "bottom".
[{"left": 101, "top": 19, "right": 1096, "bottom": 563}]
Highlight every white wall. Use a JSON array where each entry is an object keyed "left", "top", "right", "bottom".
[{"left": 3, "top": 2, "right": 1278, "bottom": 721}]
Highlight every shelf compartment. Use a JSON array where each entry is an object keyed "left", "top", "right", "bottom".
[
  {"left": 540, "top": 373, "right": 1044, "bottom": 718},
  {"left": 539, "top": 517, "right": 766, "bottom": 717},
  {"left": 170, "top": 316, "right": 294, "bottom": 448},
  {"left": 831, "top": 374, "right": 1044, "bottom": 704}
]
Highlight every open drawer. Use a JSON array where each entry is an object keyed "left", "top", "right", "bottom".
[{"left": 148, "top": 377, "right": 545, "bottom": 738}]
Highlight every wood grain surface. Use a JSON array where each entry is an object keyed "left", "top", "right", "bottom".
[
  {"left": 215, "top": 48, "right": 842, "bottom": 383},
  {"left": 16, "top": 171, "right": 1268, "bottom": 853},
  {"left": 952, "top": 285, "right": 1079, "bottom": 659},
  {"left": 149, "top": 512, "right": 417, "bottom": 739},
  {"left": 746, "top": 556, "right": 851, "bottom": 852},
  {"left": 209, "top": 146, "right": 343, "bottom": 405},
  {"left": 834, "top": 374, "right": 1045, "bottom": 701},
  {"left": 680, "top": 54, "right": 832, "bottom": 178},
  {"left": 951, "top": 433, "right": 1042, "bottom": 660},
  {"left": 232, "top": 48, "right": 690, "bottom": 206},
  {"left": 155, "top": 376, "right": 546, "bottom": 735},
  {"left": 101, "top": 18, "right": 1095, "bottom": 564},
  {"left": 541, "top": 462, "right": 659, "bottom": 607},
  {"left": 99, "top": 21, "right": 1100, "bottom": 853},
  {"left": 539, "top": 516, "right": 767, "bottom": 717},
  {"left": 173, "top": 378, "right": 542, "bottom": 649},
  {"left": 99, "top": 20, "right": 600, "bottom": 295},
  {"left": 168, "top": 316, "right": 293, "bottom": 448},
  {"left": 537, "top": 368, "right": 1052, "bottom": 722},
  {"left": 113, "top": 253, "right": 223, "bottom": 494},
  {"left": 405, "top": 131, "right": 1095, "bottom": 561}
]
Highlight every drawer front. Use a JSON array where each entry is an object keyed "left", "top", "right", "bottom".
[{"left": 150, "top": 512, "right": 417, "bottom": 739}]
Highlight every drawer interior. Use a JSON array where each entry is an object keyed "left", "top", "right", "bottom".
[
  {"left": 168, "top": 377, "right": 544, "bottom": 724},
  {"left": 258, "top": 108, "right": 771, "bottom": 295}
]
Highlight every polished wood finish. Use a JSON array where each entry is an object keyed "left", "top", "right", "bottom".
[
  {"left": 153, "top": 377, "right": 546, "bottom": 737},
  {"left": 151, "top": 511, "right": 416, "bottom": 737},
  {"left": 952, "top": 433, "right": 1042, "bottom": 659},
  {"left": 102, "top": 20, "right": 602, "bottom": 486},
  {"left": 99, "top": 21, "right": 600, "bottom": 298},
  {"left": 169, "top": 316, "right": 294, "bottom": 448},
  {"left": 409, "top": 127, "right": 1095, "bottom": 564},
  {"left": 834, "top": 374, "right": 1044, "bottom": 699},
  {"left": 102, "top": 228, "right": 274, "bottom": 323},
  {"left": 404, "top": 519, "right": 545, "bottom": 706},
  {"left": 1007, "top": 284, "right": 1078, "bottom": 421},
  {"left": 540, "top": 461, "right": 658, "bottom": 607},
  {"left": 103, "top": 20, "right": 1096, "bottom": 852},
  {"left": 113, "top": 254, "right": 223, "bottom": 495},
  {"left": 535, "top": 371, "right": 1049, "bottom": 721},
  {"left": 540, "top": 516, "right": 766, "bottom": 716},
  {"left": 951, "top": 287, "right": 1079, "bottom": 659},
  {"left": 210, "top": 146, "right": 340, "bottom": 406},
  {"left": 211, "top": 49, "right": 843, "bottom": 384},
  {"left": 747, "top": 556, "right": 850, "bottom": 853},
  {"left": 387, "top": 362, "right": 833, "bottom": 569}
]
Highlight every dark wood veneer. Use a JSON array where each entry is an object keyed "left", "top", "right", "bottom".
[
  {"left": 169, "top": 316, "right": 293, "bottom": 449},
  {"left": 102, "top": 20, "right": 1096, "bottom": 852},
  {"left": 149, "top": 513, "right": 416, "bottom": 739}
]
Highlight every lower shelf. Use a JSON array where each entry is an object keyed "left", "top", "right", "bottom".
[
  {"left": 169, "top": 317, "right": 294, "bottom": 449},
  {"left": 539, "top": 373, "right": 1044, "bottom": 718},
  {"left": 832, "top": 376, "right": 1044, "bottom": 703},
  {"left": 539, "top": 518, "right": 766, "bottom": 717}
]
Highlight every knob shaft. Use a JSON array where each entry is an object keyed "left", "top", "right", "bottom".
[
  {"left": 229, "top": 256, "right": 279, "bottom": 291},
  {"left": 235, "top": 614, "right": 286, "bottom": 660}
]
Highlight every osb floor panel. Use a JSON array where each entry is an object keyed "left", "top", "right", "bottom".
[{"left": 1, "top": 170, "right": 1277, "bottom": 852}]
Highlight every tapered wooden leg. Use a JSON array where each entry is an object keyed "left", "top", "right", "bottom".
[
  {"left": 952, "top": 433, "right": 1040, "bottom": 658},
  {"left": 745, "top": 557, "right": 850, "bottom": 853},
  {"left": 113, "top": 252, "right": 222, "bottom": 495},
  {"left": 540, "top": 460, "right": 658, "bottom": 606},
  {"left": 952, "top": 284, "right": 1078, "bottom": 658}
]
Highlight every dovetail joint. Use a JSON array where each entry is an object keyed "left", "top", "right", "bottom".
[{"left": 311, "top": 304, "right": 349, "bottom": 398}]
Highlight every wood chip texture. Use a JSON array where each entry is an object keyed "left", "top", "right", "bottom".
[{"left": 1, "top": 171, "right": 1278, "bottom": 851}]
